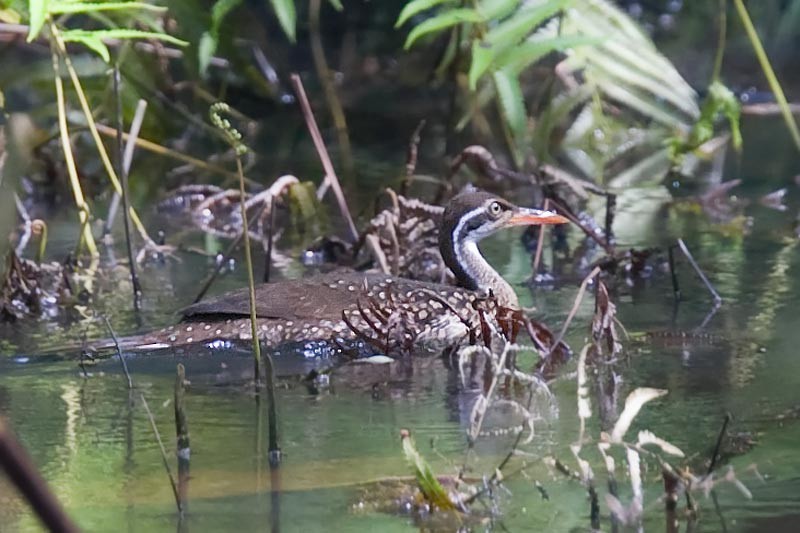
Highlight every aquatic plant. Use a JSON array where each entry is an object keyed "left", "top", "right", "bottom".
[{"left": 5, "top": 0, "right": 188, "bottom": 259}]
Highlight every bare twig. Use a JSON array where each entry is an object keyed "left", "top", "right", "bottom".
[
  {"left": 549, "top": 267, "right": 602, "bottom": 356},
  {"left": 532, "top": 199, "right": 550, "bottom": 275},
  {"left": 140, "top": 394, "right": 182, "bottom": 514},
  {"left": 604, "top": 193, "right": 616, "bottom": 245},
  {"left": 105, "top": 98, "right": 147, "bottom": 236},
  {"left": 289, "top": 73, "right": 358, "bottom": 242},
  {"left": 706, "top": 413, "right": 732, "bottom": 477},
  {"left": 401, "top": 120, "right": 426, "bottom": 195},
  {"left": 548, "top": 198, "right": 614, "bottom": 256},
  {"left": 677, "top": 238, "right": 722, "bottom": 304},
  {"left": 264, "top": 196, "right": 275, "bottom": 283},
  {"left": 192, "top": 202, "right": 267, "bottom": 304},
  {"left": 668, "top": 245, "right": 681, "bottom": 301},
  {"left": 0, "top": 417, "right": 80, "bottom": 533},
  {"left": 104, "top": 316, "right": 132, "bottom": 389},
  {"left": 174, "top": 364, "right": 190, "bottom": 510},
  {"left": 92, "top": 122, "right": 258, "bottom": 186},
  {"left": 309, "top": 0, "right": 355, "bottom": 182},
  {"left": 113, "top": 65, "right": 142, "bottom": 312},
  {"left": 50, "top": 39, "right": 98, "bottom": 257}
]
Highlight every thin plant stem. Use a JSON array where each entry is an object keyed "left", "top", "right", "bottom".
[
  {"left": 289, "top": 73, "right": 358, "bottom": 242},
  {"left": 705, "top": 413, "right": 732, "bottom": 477},
  {"left": 309, "top": 0, "right": 355, "bottom": 182},
  {"left": 264, "top": 196, "right": 275, "bottom": 283},
  {"left": 50, "top": 23, "right": 156, "bottom": 247},
  {"left": 105, "top": 98, "right": 148, "bottom": 236},
  {"left": 114, "top": 64, "right": 142, "bottom": 311},
  {"left": 711, "top": 0, "right": 727, "bottom": 82},
  {"left": 50, "top": 44, "right": 98, "bottom": 257},
  {"left": 174, "top": 364, "right": 191, "bottom": 510},
  {"left": 92, "top": 122, "right": 258, "bottom": 186},
  {"left": 235, "top": 156, "right": 280, "bottom": 463},
  {"left": 732, "top": 0, "right": 800, "bottom": 151},
  {"left": 191, "top": 203, "right": 267, "bottom": 304},
  {"left": 140, "top": 394, "right": 182, "bottom": 515},
  {"left": 236, "top": 155, "right": 263, "bottom": 381},
  {"left": 677, "top": 238, "right": 722, "bottom": 304},
  {"left": 532, "top": 198, "right": 550, "bottom": 274},
  {"left": 104, "top": 316, "right": 133, "bottom": 389},
  {"left": 211, "top": 99, "right": 283, "bottom": 465},
  {"left": 549, "top": 266, "right": 602, "bottom": 355}
]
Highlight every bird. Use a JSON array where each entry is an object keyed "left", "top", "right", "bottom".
[{"left": 124, "top": 190, "right": 568, "bottom": 356}]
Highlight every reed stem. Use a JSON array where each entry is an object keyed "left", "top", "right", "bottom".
[
  {"left": 732, "top": 0, "right": 800, "bottom": 151},
  {"left": 50, "top": 23, "right": 156, "bottom": 247},
  {"left": 50, "top": 43, "right": 98, "bottom": 257}
]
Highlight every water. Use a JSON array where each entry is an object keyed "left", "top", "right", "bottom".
[
  {"left": 2, "top": 172, "right": 800, "bottom": 531},
  {"left": 3, "top": 8, "right": 800, "bottom": 532}
]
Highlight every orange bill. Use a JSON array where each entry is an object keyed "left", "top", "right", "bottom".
[{"left": 508, "top": 208, "right": 570, "bottom": 226}]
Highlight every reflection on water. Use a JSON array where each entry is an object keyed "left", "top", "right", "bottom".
[
  {"left": 1, "top": 24, "right": 800, "bottom": 531},
  {"left": 2, "top": 183, "right": 800, "bottom": 532}
]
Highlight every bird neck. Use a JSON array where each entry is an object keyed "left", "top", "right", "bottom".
[{"left": 448, "top": 238, "right": 519, "bottom": 309}]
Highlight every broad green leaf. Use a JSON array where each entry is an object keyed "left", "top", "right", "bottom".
[
  {"left": 200, "top": 0, "right": 243, "bottom": 74},
  {"left": 588, "top": 45, "right": 697, "bottom": 118},
  {"left": 211, "top": 0, "right": 244, "bottom": 34},
  {"left": 198, "top": 32, "right": 215, "bottom": 74},
  {"left": 27, "top": 0, "right": 49, "bottom": 42},
  {"left": 594, "top": 74, "right": 684, "bottom": 128},
  {"left": 493, "top": 69, "right": 527, "bottom": 163},
  {"left": 477, "top": 0, "right": 519, "bottom": 21},
  {"left": 468, "top": 40, "right": 493, "bottom": 89},
  {"left": 62, "top": 34, "right": 111, "bottom": 62},
  {"left": 395, "top": 0, "right": 455, "bottom": 28},
  {"left": 404, "top": 8, "right": 480, "bottom": 49},
  {"left": 483, "top": 0, "right": 568, "bottom": 50},
  {"left": 469, "top": 34, "right": 598, "bottom": 89},
  {"left": 60, "top": 29, "right": 188, "bottom": 47},
  {"left": 500, "top": 35, "right": 600, "bottom": 74},
  {"left": 328, "top": 0, "right": 343, "bottom": 11},
  {"left": 48, "top": 2, "right": 166, "bottom": 15},
  {"left": 269, "top": 0, "right": 296, "bottom": 43}
]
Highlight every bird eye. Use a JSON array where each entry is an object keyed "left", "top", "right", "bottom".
[{"left": 489, "top": 201, "right": 503, "bottom": 216}]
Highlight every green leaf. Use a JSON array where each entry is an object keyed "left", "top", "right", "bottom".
[
  {"left": 0, "top": 7, "right": 22, "bottom": 23},
  {"left": 395, "top": 0, "right": 455, "bottom": 28},
  {"left": 401, "top": 431, "right": 457, "bottom": 511},
  {"left": 60, "top": 29, "right": 188, "bottom": 47},
  {"left": 27, "top": 0, "right": 49, "bottom": 42},
  {"left": 477, "top": 0, "right": 519, "bottom": 21},
  {"left": 62, "top": 33, "right": 110, "bottom": 62},
  {"left": 200, "top": 0, "right": 243, "bottom": 74},
  {"left": 48, "top": 2, "right": 166, "bottom": 15},
  {"left": 404, "top": 7, "right": 480, "bottom": 49},
  {"left": 469, "top": 34, "right": 597, "bottom": 89},
  {"left": 198, "top": 31, "right": 215, "bottom": 74},
  {"left": 500, "top": 35, "right": 600, "bottom": 74},
  {"left": 467, "top": 0, "right": 571, "bottom": 88},
  {"left": 493, "top": 69, "right": 527, "bottom": 162},
  {"left": 328, "top": 0, "right": 343, "bottom": 11},
  {"left": 468, "top": 40, "right": 493, "bottom": 90},
  {"left": 483, "top": 0, "right": 568, "bottom": 50},
  {"left": 269, "top": 0, "right": 296, "bottom": 42}
]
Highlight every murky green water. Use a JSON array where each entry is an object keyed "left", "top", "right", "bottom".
[
  {"left": 3, "top": 133, "right": 800, "bottom": 532},
  {"left": 3, "top": 5, "right": 800, "bottom": 528}
]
